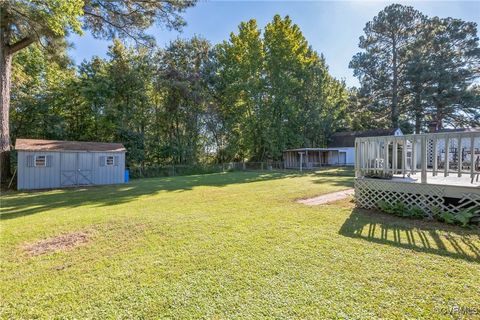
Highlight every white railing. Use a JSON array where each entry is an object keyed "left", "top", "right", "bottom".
[{"left": 355, "top": 131, "right": 480, "bottom": 184}]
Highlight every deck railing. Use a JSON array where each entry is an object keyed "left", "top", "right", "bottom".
[{"left": 355, "top": 131, "right": 480, "bottom": 184}]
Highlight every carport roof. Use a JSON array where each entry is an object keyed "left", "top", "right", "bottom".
[{"left": 15, "top": 139, "right": 126, "bottom": 152}]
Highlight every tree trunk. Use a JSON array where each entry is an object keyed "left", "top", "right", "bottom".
[
  {"left": 432, "top": 95, "right": 444, "bottom": 131},
  {"left": 414, "top": 92, "right": 422, "bottom": 134},
  {"left": 391, "top": 38, "right": 399, "bottom": 128},
  {"left": 414, "top": 113, "right": 421, "bottom": 134},
  {"left": 0, "top": 44, "right": 12, "bottom": 183}
]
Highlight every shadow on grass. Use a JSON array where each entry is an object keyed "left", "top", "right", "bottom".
[
  {"left": 310, "top": 168, "right": 354, "bottom": 189},
  {"left": 339, "top": 208, "right": 480, "bottom": 263},
  {"left": 1, "top": 171, "right": 302, "bottom": 220}
]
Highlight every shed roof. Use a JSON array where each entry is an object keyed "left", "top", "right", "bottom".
[
  {"left": 328, "top": 128, "right": 401, "bottom": 148},
  {"left": 15, "top": 139, "right": 126, "bottom": 152}
]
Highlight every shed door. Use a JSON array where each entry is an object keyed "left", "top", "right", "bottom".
[
  {"left": 60, "top": 153, "right": 94, "bottom": 186},
  {"left": 60, "top": 153, "right": 77, "bottom": 186},
  {"left": 77, "top": 153, "right": 93, "bottom": 185}
]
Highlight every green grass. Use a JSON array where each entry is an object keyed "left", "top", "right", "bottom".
[{"left": 1, "top": 168, "right": 479, "bottom": 319}]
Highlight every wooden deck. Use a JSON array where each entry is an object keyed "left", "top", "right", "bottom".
[
  {"left": 388, "top": 172, "right": 479, "bottom": 188},
  {"left": 354, "top": 130, "right": 480, "bottom": 215}
]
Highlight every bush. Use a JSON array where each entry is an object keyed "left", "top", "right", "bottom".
[
  {"left": 377, "top": 201, "right": 412, "bottom": 218},
  {"left": 374, "top": 201, "right": 480, "bottom": 226},
  {"left": 409, "top": 206, "right": 426, "bottom": 219},
  {"left": 454, "top": 209, "right": 477, "bottom": 227},
  {"left": 433, "top": 207, "right": 479, "bottom": 227}
]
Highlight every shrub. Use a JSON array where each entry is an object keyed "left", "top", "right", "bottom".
[
  {"left": 377, "top": 200, "right": 392, "bottom": 213},
  {"left": 409, "top": 206, "right": 426, "bottom": 219},
  {"left": 453, "top": 209, "right": 478, "bottom": 227},
  {"left": 376, "top": 201, "right": 424, "bottom": 218},
  {"left": 377, "top": 202, "right": 478, "bottom": 228},
  {"left": 436, "top": 211, "right": 456, "bottom": 224}
]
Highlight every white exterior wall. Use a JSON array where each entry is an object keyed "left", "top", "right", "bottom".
[
  {"left": 326, "top": 148, "right": 355, "bottom": 165},
  {"left": 93, "top": 152, "right": 125, "bottom": 185},
  {"left": 345, "top": 148, "right": 355, "bottom": 165},
  {"left": 17, "top": 151, "right": 61, "bottom": 190},
  {"left": 283, "top": 148, "right": 355, "bottom": 168}
]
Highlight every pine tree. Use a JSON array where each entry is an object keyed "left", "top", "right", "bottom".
[{"left": 350, "top": 4, "right": 424, "bottom": 129}]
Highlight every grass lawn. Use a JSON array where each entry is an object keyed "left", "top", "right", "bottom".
[{"left": 1, "top": 168, "right": 479, "bottom": 319}]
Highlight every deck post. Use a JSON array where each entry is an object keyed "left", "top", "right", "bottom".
[
  {"left": 432, "top": 136, "right": 438, "bottom": 176},
  {"left": 365, "top": 141, "right": 369, "bottom": 174},
  {"left": 402, "top": 137, "right": 407, "bottom": 177},
  {"left": 393, "top": 139, "right": 397, "bottom": 175},
  {"left": 411, "top": 138, "right": 416, "bottom": 174},
  {"left": 385, "top": 139, "right": 389, "bottom": 174},
  {"left": 444, "top": 136, "right": 450, "bottom": 177},
  {"left": 362, "top": 141, "right": 366, "bottom": 173},
  {"left": 354, "top": 142, "right": 357, "bottom": 177},
  {"left": 457, "top": 135, "right": 462, "bottom": 177},
  {"left": 376, "top": 138, "right": 381, "bottom": 172},
  {"left": 470, "top": 134, "right": 475, "bottom": 181},
  {"left": 383, "top": 138, "right": 387, "bottom": 175},
  {"left": 421, "top": 136, "right": 427, "bottom": 183}
]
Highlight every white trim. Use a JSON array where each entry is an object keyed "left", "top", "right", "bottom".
[
  {"left": 105, "top": 155, "right": 115, "bottom": 166},
  {"left": 34, "top": 155, "right": 46, "bottom": 167}
]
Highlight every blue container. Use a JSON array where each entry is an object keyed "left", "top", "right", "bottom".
[{"left": 124, "top": 169, "right": 130, "bottom": 183}]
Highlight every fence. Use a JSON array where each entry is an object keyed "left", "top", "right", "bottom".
[{"left": 129, "top": 161, "right": 286, "bottom": 179}]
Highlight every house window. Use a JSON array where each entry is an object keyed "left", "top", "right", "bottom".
[
  {"left": 35, "top": 155, "right": 46, "bottom": 167},
  {"left": 106, "top": 156, "right": 114, "bottom": 166}
]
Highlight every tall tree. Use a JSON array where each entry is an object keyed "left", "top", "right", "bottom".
[
  {"left": 263, "top": 15, "right": 318, "bottom": 158},
  {"left": 215, "top": 19, "right": 265, "bottom": 161},
  {"left": 215, "top": 15, "right": 348, "bottom": 161},
  {"left": 11, "top": 41, "right": 74, "bottom": 141},
  {"left": 154, "top": 37, "right": 212, "bottom": 165},
  {"left": 1, "top": 0, "right": 195, "bottom": 181},
  {"left": 421, "top": 17, "right": 480, "bottom": 129},
  {"left": 350, "top": 4, "right": 424, "bottom": 128}
]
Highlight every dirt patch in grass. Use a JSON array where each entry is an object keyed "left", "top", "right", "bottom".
[
  {"left": 23, "top": 231, "right": 91, "bottom": 256},
  {"left": 297, "top": 189, "right": 354, "bottom": 205}
]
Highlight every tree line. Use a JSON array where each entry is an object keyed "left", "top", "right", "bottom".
[
  {"left": 2, "top": 2, "right": 480, "bottom": 180},
  {"left": 11, "top": 15, "right": 349, "bottom": 168}
]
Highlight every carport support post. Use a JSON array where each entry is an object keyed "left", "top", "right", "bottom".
[
  {"left": 299, "top": 152, "right": 304, "bottom": 172},
  {"left": 305, "top": 150, "right": 308, "bottom": 169}
]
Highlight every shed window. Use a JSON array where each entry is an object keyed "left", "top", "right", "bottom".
[
  {"left": 35, "top": 155, "right": 46, "bottom": 167},
  {"left": 106, "top": 156, "right": 114, "bottom": 166}
]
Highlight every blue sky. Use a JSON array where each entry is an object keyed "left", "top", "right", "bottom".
[{"left": 68, "top": 1, "right": 480, "bottom": 87}]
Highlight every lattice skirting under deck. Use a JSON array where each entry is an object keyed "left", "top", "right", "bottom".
[{"left": 355, "top": 178, "right": 480, "bottom": 215}]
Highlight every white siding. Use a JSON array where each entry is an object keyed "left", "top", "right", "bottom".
[
  {"left": 93, "top": 152, "right": 125, "bottom": 185},
  {"left": 326, "top": 148, "right": 355, "bottom": 165},
  {"left": 345, "top": 148, "right": 355, "bottom": 165},
  {"left": 17, "top": 151, "right": 61, "bottom": 190}
]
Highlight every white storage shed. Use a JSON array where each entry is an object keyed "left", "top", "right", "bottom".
[{"left": 16, "top": 139, "right": 126, "bottom": 190}]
